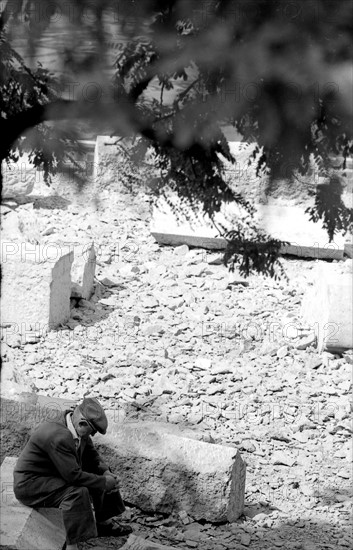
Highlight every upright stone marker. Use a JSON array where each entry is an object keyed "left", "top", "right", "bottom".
[
  {"left": 301, "top": 263, "right": 353, "bottom": 351},
  {"left": 82, "top": 244, "right": 96, "bottom": 300},
  {"left": 1, "top": 245, "right": 73, "bottom": 343},
  {"left": 71, "top": 243, "right": 96, "bottom": 300}
]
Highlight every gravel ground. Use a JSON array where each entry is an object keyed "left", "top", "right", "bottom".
[{"left": 1, "top": 173, "right": 352, "bottom": 550}]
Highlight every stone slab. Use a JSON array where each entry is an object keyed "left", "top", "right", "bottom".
[
  {"left": 70, "top": 242, "right": 96, "bottom": 300},
  {"left": 82, "top": 243, "right": 96, "bottom": 300},
  {"left": 0, "top": 396, "right": 246, "bottom": 522},
  {"left": 151, "top": 195, "right": 345, "bottom": 260},
  {"left": 0, "top": 246, "right": 74, "bottom": 344},
  {"left": 152, "top": 230, "right": 347, "bottom": 260},
  {"left": 96, "top": 423, "right": 246, "bottom": 522},
  {"left": 256, "top": 204, "right": 345, "bottom": 259},
  {"left": 0, "top": 457, "right": 65, "bottom": 550},
  {"left": 121, "top": 534, "right": 177, "bottom": 550},
  {"left": 301, "top": 263, "right": 353, "bottom": 352},
  {"left": 151, "top": 232, "right": 227, "bottom": 250}
]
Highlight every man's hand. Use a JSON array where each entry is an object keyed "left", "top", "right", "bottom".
[
  {"left": 103, "top": 470, "right": 119, "bottom": 491},
  {"left": 103, "top": 470, "right": 118, "bottom": 480},
  {"left": 104, "top": 474, "right": 118, "bottom": 492}
]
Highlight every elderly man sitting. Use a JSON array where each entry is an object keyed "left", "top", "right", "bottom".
[{"left": 13, "top": 397, "right": 132, "bottom": 550}]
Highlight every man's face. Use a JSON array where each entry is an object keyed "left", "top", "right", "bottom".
[{"left": 73, "top": 411, "right": 97, "bottom": 438}]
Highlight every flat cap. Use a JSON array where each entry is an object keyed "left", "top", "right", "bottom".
[{"left": 78, "top": 397, "right": 108, "bottom": 434}]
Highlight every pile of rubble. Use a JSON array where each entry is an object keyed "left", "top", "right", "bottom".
[{"left": 1, "top": 140, "right": 352, "bottom": 549}]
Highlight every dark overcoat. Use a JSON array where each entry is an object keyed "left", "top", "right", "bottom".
[{"left": 13, "top": 410, "right": 108, "bottom": 504}]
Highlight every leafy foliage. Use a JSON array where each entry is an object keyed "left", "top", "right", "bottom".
[
  {"left": 0, "top": 30, "right": 83, "bottom": 185},
  {"left": 0, "top": 0, "right": 352, "bottom": 276},
  {"left": 111, "top": 0, "right": 352, "bottom": 274},
  {"left": 224, "top": 231, "right": 288, "bottom": 281},
  {"left": 306, "top": 173, "right": 353, "bottom": 242}
]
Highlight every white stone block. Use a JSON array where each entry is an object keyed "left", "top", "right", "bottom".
[
  {"left": 0, "top": 245, "right": 73, "bottom": 343},
  {"left": 82, "top": 244, "right": 96, "bottom": 300},
  {"left": 96, "top": 421, "right": 246, "bottom": 522},
  {"left": 0, "top": 457, "right": 65, "bottom": 550},
  {"left": 151, "top": 194, "right": 345, "bottom": 260},
  {"left": 71, "top": 243, "right": 96, "bottom": 301},
  {"left": 301, "top": 263, "right": 353, "bottom": 351}
]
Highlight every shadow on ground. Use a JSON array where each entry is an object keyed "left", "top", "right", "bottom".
[
  {"left": 79, "top": 517, "right": 352, "bottom": 549},
  {"left": 2, "top": 194, "right": 71, "bottom": 210},
  {"left": 313, "top": 486, "right": 352, "bottom": 507},
  {"left": 66, "top": 284, "right": 127, "bottom": 334}
]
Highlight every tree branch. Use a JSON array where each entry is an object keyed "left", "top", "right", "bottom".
[
  {"left": 0, "top": 100, "right": 104, "bottom": 155},
  {"left": 175, "top": 77, "right": 200, "bottom": 105},
  {"left": 127, "top": 54, "right": 158, "bottom": 102}
]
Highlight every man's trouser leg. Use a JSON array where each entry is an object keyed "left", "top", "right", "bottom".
[
  {"left": 38, "top": 485, "right": 98, "bottom": 544},
  {"left": 89, "top": 487, "right": 126, "bottom": 523}
]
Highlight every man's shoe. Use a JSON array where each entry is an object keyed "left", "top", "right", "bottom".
[{"left": 97, "top": 521, "right": 132, "bottom": 538}]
